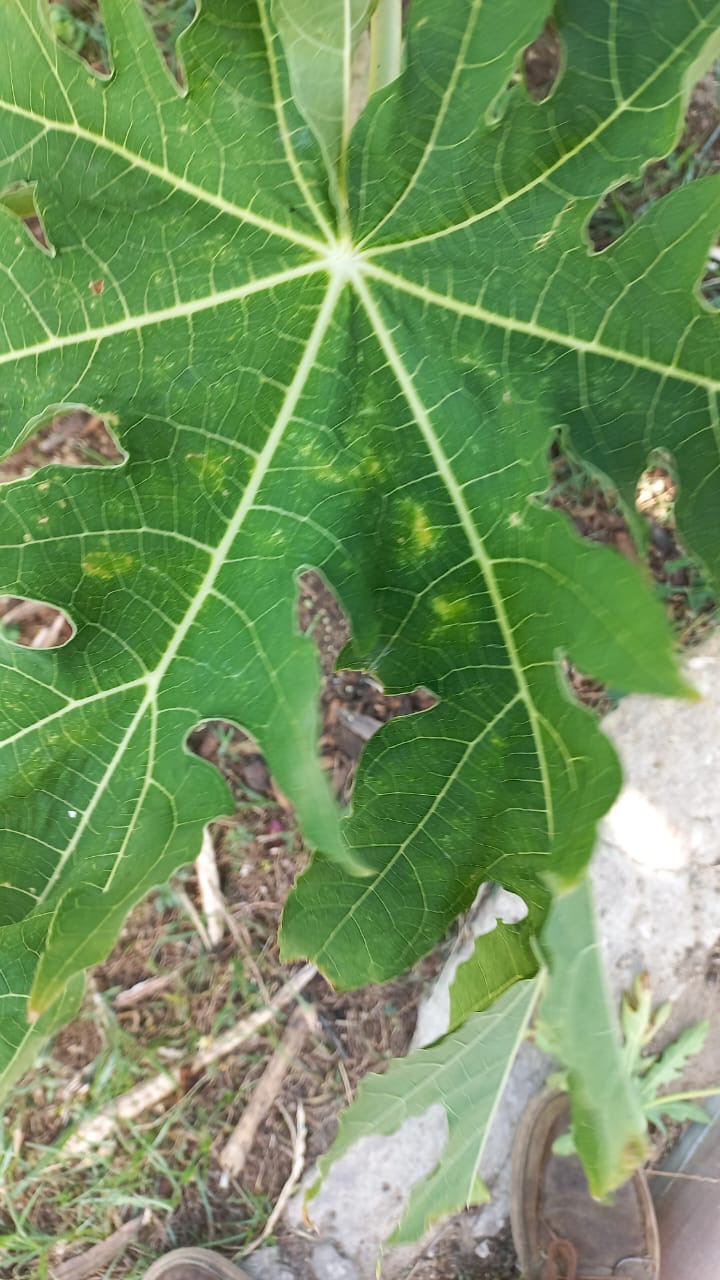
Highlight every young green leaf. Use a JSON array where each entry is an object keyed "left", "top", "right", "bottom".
[
  {"left": 272, "top": 0, "right": 374, "bottom": 179},
  {"left": 448, "top": 878, "right": 547, "bottom": 1030}
]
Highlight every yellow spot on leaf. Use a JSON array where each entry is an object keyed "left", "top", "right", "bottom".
[
  {"left": 432, "top": 595, "right": 472, "bottom": 623},
  {"left": 83, "top": 551, "right": 137, "bottom": 580},
  {"left": 185, "top": 451, "right": 232, "bottom": 493},
  {"left": 407, "top": 502, "right": 436, "bottom": 553}
]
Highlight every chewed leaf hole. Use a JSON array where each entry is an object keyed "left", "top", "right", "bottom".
[
  {"left": 0, "top": 597, "right": 73, "bottom": 648},
  {"left": 0, "top": 183, "right": 52, "bottom": 253},
  {"left": 546, "top": 444, "right": 635, "bottom": 557},
  {"left": 636, "top": 462, "right": 717, "bottom": 644},
  {"left": 298, "top": 570, "right": 437, "bottom": 804},
  {"left": 486, "top": 21, "right": 562, "bottom": 127},
  {"left": 187, "top": 571, "right": 438, "bottom": 859},
  {"left": 587, "top": 70, "right": 720, "bottom": 254},
  {"left": 636, "top": 462, "right": 677, "bottom": 525},
  {"left": 48, "top": 0, "right": 110, "bottom": 75},
  {"left": 523, "top": 22, "right": 562, "bottom": 102},
  {"left": 47, "top": 0, "right": 196, "bottom": 84},
  {"left": 0, "top": 411, "right": 124, "bottom": 484}
]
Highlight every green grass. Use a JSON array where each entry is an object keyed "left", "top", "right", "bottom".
[{"left": 0, "top": 889, "right": 274, "bottom": 1279}]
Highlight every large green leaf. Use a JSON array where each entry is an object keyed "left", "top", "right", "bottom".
[
  {"left": 311, "top": 979, "right": 538, "bottom": 1245},
  {"left": 0, "top": 0, "right": 718, "bottom": 1097}
]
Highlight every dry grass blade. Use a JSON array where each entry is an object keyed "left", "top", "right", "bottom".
[
  {"left": 113, "top": 973, "right": 177, "bottom": 1010},
  {"left": 241, "top": 1101, "right": 308, "bottom": 1256},
  {"left": 196, "top": 827, "right": 226, "bottom": 947},
  {"left": 219, "top": 1006, "right": 313, "bottom": 1180}
]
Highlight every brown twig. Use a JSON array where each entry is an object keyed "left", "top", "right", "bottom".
[
  {"left": 0, "top": 598, "right": 42, "bottom": 625},
  {"left": 30, "top": 609, "right": 69, "bottom": 649},
  {"left": 50, "top": 1211, "right": 150, "bottom": 1280},
  {"left": 65, "top": 966, "right": 316, "bottom": 1157},
  {"left": 219, "top": 1006, "right": 313, "bottom": 1181},
  {"left": 113, "top": 974, "right": 177, "bottom": 1010},
  {"left": 647, "top": 1169, "right": 720, "bottom": 1184}
]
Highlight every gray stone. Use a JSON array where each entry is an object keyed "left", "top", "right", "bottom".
[
  {"left": 243, "top": 1246, "right": 296, "bottom": 1280},
  {"left": 286, "top": 1109, "right": 447, "bottom": 1279},
  {"left": 311, "top": 1243, "right": 358, "bottom": 1280},
  {"left": 594, "top": 633, "right": 720, "bottom": 1009}
]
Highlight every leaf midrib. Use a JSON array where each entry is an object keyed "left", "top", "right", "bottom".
[
  {"left": 355, "top": 274, "right": 556, "bottom": 833},
  {"left": 0, "top": 261, "right": 324, "bottom": 371},
  {"left": 0, "top": 96, "right": 329, "bottom": 256},
  {"left": 365, "top": 261, "right": 720, "bottom": 394}
]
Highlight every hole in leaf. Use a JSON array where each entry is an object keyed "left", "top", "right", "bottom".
[
  {"left": 149, "top": 0, "right": 197, "bottom": 85},
  {"left": 297, "top": 570, "right": 437, "bottom": 805},
  {"left": 636, "top": 462, "right": 716, "bottom": 645},
  {"left": 47, "top": 0, "right": 196, "bottom": 84},
  {"left": 187, "top": 570, "right": 437, "bottom": 867},
  {"left": 0, "top": 597, "right": 74, "bottom": 648},
  {"left": 0, "top": 410, "right": 124, "bottom": 484},
  {"left": 546, "top": 444, "right": 636, "bottom": 559},
  {"left": 48, "top": 0, "right": 111, "bottom": 75},
  {"left": 549, "top": 441, "right": 717, "bottom": 713},
  {"left": 0, "top": 183, "right": 52, "bottom": 253},
  {"left": 486, "top": 21, "right": 562, "bottom": 127},
  {"left": 522, "top": 22, "right": 562, "bottom": 102},
  {"left": 587, "top": 67, "right": 720, "bottom": 253},
  {"left": 560, "top": 658, "right": 615, "bottom": 718}
]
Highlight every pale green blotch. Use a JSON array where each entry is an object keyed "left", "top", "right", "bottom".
[
  {"left": 398, "top": 499, "right": 439, "bottom": 556},
  {"left": 351, "top": 454, "right": 388, "bottom": 484},
  {"left": 429, "top": 593, "right": 479, "bottom": 644},
  {"left": 432, "top": 594, "right": 472, "bottom": 624},
  {"left": 184, "top": 450, "right": 232, "bottom": 493},
  {"left": 82, "top": 550, "right": 137, "bottom": 580}
]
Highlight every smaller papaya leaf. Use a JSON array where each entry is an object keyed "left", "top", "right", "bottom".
[
  {"left": 272, "top": 0, "right": 374, "bottom": 181},
  {"left": 639, "top": 1020, "right": 709, "bottom": 1103},
  {"left": 448, "top": 878, "right": 548, "bottom": 1030},
  {"left": 311, "top": 979, "right": 538, "bottom": 1247},
  {"left": 536, "top": 877, "right": 647, "bottom": 1198},
  {"left": 645, "top": 1100, "right": 709, "bottom": 1130},
  {"left": 620, "top": 975, "right": 665, "bottom": 1075}
]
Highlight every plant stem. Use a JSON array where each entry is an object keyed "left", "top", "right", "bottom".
[
  {"left": 369, "top": 0, "right": 403, "bottom": 94},
  {"left": 650, "top": 1087, "right": 720, "bottom": 1107}
]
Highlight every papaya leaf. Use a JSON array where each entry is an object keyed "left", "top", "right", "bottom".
[
  {"left": 536, "top": 877, "right": 647, "bottom": 1198},
  {"left": 0, "top": 0, "right": 718, "bottom": 1102},
  {"left": 272, "top": 0, "right": 374, "bottom": 178},
  {"left": 311, "top": 979, "right": 538, "bottom": 1247}
]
